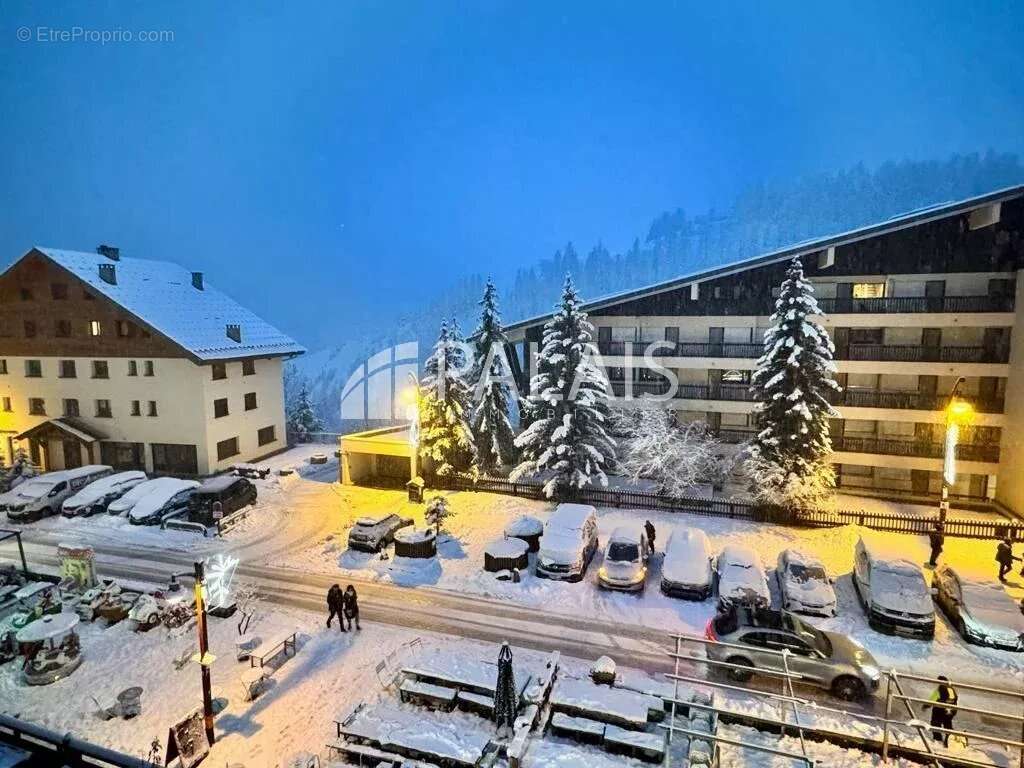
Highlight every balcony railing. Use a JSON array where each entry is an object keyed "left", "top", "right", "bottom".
[
  {"left": 608, "top": 380, "right": 757, "bottom": 401},
  {"left": 818, "top": 295, "right": 1014, "bottom": 314},
  {"left": 598, "top": 341, "right": 762, "bottom": 358},
  {"left": 831, "top": 389, "right": 1005, "bottom": 414},
  {"left": 832, "top": 435, "right": 1000, "bottom": 462}
]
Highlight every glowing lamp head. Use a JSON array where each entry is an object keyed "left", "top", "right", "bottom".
[{"left": 946, "top": 398, "right": 975, "bottom": 426}]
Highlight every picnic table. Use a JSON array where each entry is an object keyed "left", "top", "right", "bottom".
[
  {"left": 399, "top": 679, "right": 457, "bottom": 710},
  {"left": 549, "top": 677, "right": 652, "bottom": 729},
  {"left": 455, "top": 691, "right": 494, "bottom": 718},
  {"left": 603, "top": 725, "right": 666, "bottom": 763},
  {"left": 250, "top": 630, "right": 297, "bottom": 668},
  {"left": 401, "top": 661, "right": 530, "bottom": 700},
  {"left": 549, "top": 712, "right": 606, "bottom": 744}
]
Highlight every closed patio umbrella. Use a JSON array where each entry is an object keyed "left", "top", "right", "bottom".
[{"left": 494, "top": 642, "right": 517, "bottom": 733}]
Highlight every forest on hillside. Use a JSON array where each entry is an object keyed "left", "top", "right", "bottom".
[{"left": 291, "top": 151, "right": 1024, "bottom": 429}]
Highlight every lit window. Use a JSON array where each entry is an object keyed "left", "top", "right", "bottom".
[
  {"left": 852, "top": 283, "right": 885, "bottom": 299},
  {"left": 89, "top": 320, "right": 102, "bottom": 336}
]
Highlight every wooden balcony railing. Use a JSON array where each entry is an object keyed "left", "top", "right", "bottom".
[{"left": 832, "top": 435, "right": 1000, "bottom": 462}]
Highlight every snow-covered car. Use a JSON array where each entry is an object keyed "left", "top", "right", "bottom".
[
  {"left": 777, "top": 549, "right": 836, "bottom": 617},
  {"left": 853, "top": 536, "right": 934, "bottom": 639},
  {"left": 348, "top": 514, "right": 414, "bottom": 552},
  {"left": 189, "top": 476, "right": 258, "bottom": 525},
  {"left": 715, "top": 545, "right": 770, "bottom": 610},
  {"left": 6, "top": 466, "right": 113, "bottom": 522},
  {"left": 597, "top": 525, "right": 650, "bottom": 592},
  {"left": 61, "top": 471, "right": 148, "bottom": 517},
  {"left": 661, "top": 526, "right": 714, "bottom": 600},
  {"left": 128, "top": 478, "right": 200, "bottom": 525},
  {"left": 535, "top": 504, "right": 599, "bottom": 582},
  {"left": 706, "top": 607, "right": 882, "bottom": 701},
  {"left": 107, "top": 478, "right": 166, "bottom": 517},
  {"left": 933, "top": 564, "right": 1024, "bottom": 651}
]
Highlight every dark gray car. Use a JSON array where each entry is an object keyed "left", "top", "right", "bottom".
[
  {"left": 706, "top": 607, "right": 882, "bottom": 700},
  {"left": 348, "top": 514, "right": 413, "bottom": 552}
]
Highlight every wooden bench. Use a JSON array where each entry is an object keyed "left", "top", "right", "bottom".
[
  {"left": 603, "top": 725, "right": 666, "bottom": 763},
  {"left": 455, "top": 690, "right": 494, "bottom": 718},
  {"left": 399, "top": 679, "right": 458, "bottom": 711},
  {"left": 327, "top": 738, "right": 404, "bottom": 766},
  {"left": 549, "top": 712, "right": 606, "bottom": 745},
  {"left": 250, "top": 630, "right": 297, "bottom": 668}
]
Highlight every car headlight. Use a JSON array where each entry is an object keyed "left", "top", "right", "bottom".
[
  {"left": 860, "top": 664, "right": 881, "bottom": 681},
  {"left": 598, "top": 567, "right": 608, "bottom": 578}
]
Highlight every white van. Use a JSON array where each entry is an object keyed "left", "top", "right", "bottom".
[
  {"left": 535, "top": 503, "right": 599, "bottom": 582},
  {"left": 853, "top": 535, "right": 935, "bottom": 639},
  {"left": 661, "top": 526, "right": 714, "bottom": 600},
  {"left": 62, "top": 471, "right": 148, "bottom": 517},
  {"left": 6, "top": 466, "right": 113, "bottom": 523}
]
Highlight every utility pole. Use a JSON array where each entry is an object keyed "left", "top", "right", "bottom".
[{"left": 192, "top": 560, "right": 215, "bottom": 745}]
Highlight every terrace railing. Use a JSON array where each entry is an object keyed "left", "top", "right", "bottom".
[
  {"left": 832, "top": 435, "right": 1000, "bottom": 462},
  {"left": 819, "top": 294, "right": 1014, "bottom": 314},
  {"left": 598, "top": 340, "right": 1009, "bottom": 363}
]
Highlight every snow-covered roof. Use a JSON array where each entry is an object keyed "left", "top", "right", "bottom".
[{"left": 21, "top": 247, "right": 305, "bottom": 362}]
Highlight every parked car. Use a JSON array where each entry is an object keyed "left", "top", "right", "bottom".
[
  {"left": 715, "top": 545, "right": 770, "bottom": 610},
  {"left": 661, "top": 526, "right": 714, "bottom": 600},
  {"left": 535, "top": 503, "right": 599, "bottom": 582},
  {"left": 348, "top": 514, "right": 414, "bottom": 552},
  {"left": 188, "top": 475, "right": 257, "bottom": 525},
  {"left": 777, "top": 549, "right": 837, "bottom": 617},
  {"left": 853, "top": 535, "right": 934, "bottom": 639},
  {"left": 128, "top": 478, "right": 200, "bottom": 526},
  {"left": 597, "top": 525, "right": 650, "bottom": 592},
  {"left": 61, "top": 471, "right": 148, "bottom": 517},
  {"left": 107, "top": 478, "right": 166, "bottom": 517},
  {"left": 933, "top": 564, "right": 1024, "bottom": 651},
  {"left": 706, "top": 607, "right": 882, "bottom": 700},
  {"left": 6, "top": 466, "right": 113, "bottom": 522}
]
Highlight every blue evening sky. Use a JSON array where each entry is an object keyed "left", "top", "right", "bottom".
[{"left": 2, "top": 2, "right": 1023, "bottom": 349}]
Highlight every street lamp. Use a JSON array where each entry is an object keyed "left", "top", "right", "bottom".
[
  {"left": 403, "top": 372, "right": 421, "bottom": 481},
  {"left": 940, "top": 377, "right": 975, "bottom": 525},
  {"left": 169, "top": 562, "right": 216, "bottom": 746}
]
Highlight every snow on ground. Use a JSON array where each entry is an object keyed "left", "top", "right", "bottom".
[{"left": 276, "top": 485, "right": 1024, "bottom": 689}]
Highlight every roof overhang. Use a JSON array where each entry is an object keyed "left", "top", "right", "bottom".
[{"left": 15, "top": 418, "right": 107, "bottom": 444}]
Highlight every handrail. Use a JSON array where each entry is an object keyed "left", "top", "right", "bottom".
[{"left": 0, "top": 713, "right": 153, "bottom": 767}]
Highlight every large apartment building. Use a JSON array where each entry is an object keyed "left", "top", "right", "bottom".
[
  {"left": 0, "top": 246, "right": 304, "bottom": 476},
  {"left": 503, "top": 186, "right": 1024, "bottom": 514}
]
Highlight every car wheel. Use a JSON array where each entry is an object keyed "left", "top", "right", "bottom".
[
  {"left": 725, "top": 656, "right": 754, "bottom": 682},
  {"left": 832, "top": 676, "right": 866, "bottom": 701}
]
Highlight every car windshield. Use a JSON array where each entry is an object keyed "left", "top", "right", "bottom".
[
  {"left": 17, "top": 481, "right": 57, "bottom": 499},
  {"left": 789, "top": 563, "right": 827, "bottom": 582},
  {"left": 608, "top": 542, "right": 639, "bottom": 562},
  {"left": 788, "top": 615, "right": 833, "bottom": 656}
]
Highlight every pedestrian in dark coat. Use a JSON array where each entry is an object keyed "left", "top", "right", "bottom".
[
  {"left": 927, "top": 524, "right": 944, "bottom": 567},
  {"left": 644, "top": 520, "right": 656, "bottom": 553},
  {"left": 326, "top": 583, "right": 345, "bottom": 632},
  {"left": 924, "top": 676, "right": 958, "bottom": 746},
  {"left": 996, "top": 538, "right": 1018, "bottom": 582},
  {"left": 343, "top": 584, "right": 361, "bottom": 631}
]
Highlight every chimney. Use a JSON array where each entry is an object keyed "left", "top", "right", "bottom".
[
  {"left": 226, "top": 324, "right": 242, "bottom": 343},
  {"left": 98, "top": 263, "right": 117, "bottom": 285},
  {"left": 191, "top": 272, "right": 204, "bottom": 290},
  {"left": 96, "top": 244, "right": 120, "bottom": 261}
]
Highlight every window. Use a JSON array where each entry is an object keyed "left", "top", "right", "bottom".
[
  {"left": 127, "top": 360, "right": 138, "bottom": 376},
  {"left": 849, "top": 328, "right": 883, "bottom": 345},
  {"left": 95, "top": 399, "right": 112, "bottom": 418},
  {"left": 92, "top": 360, "right": 109, "bottom": 379},
  {"left": 147, "top": 400, "right": 158, "bottom": 417},
  {"left": 211, "top": 363, "right": 227, "bottom": 380},
  {"left": 242, "top": 359, "right": 256, "bottom": 376},
  {"left": 63, "top": 398, "right": 79, "bottom": 417},
  {"left": 214, "top": 398, "right": 229, "bottom": 418},
  {"left": 88, "top": 320, "right": 102, "bottom": 336},
  {"left": 59, "top": 360, "right": 77, "bottom": 378},
  {"left": 130, "top": 400, "right": 141, "bottom": 416},
  {"left": 19, "top": 288, "right": 33, "bottom": 301},
  {"left": 257, "top": 425, "right": 276, "bottom": 446},
  {"left": 55, "top": 319, "right": 72, "bottom": 338},
  {"left": 0, "top": 360, "right": 6, "bottom": 375},
  {"left": 23, "top": 320, "right": 36, "bottom": 338},
  {"left": 216, "top": 437, "right": 239, "bottom": 461},
  {"left": 51, "top": 283, "right": 68, "bottom": 300},
  {"left": 1, "top": 397, "right": 11, "bottom": 412},
  {"left": 852, "top": 282, "right": 885, "bottom": 299},
  {"left": 24, "top": 360, "right": 42, "bottom": 377},
  {"left": 116, "top": 320, "right": 131, "bottom": 337},
  {"left": 29, "top": 398, "right": 46, "bottom": 416},
  {"left": 244, "top": 392, "right": 257, "bottom": 411},
  {"left": 144, "top": 360, "right": 154, "bottom": 376}
]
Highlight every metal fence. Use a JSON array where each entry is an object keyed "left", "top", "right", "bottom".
[
  {"left": 0, "top": 713, "right": 154, "bottom": 767},
  {"left": 434, "top": 474, "right": 1024, "bottom": 541}
]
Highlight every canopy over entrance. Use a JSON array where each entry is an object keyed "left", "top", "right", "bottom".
[{"left": 14, "top": 419, "right": 107, "bottom": 470}]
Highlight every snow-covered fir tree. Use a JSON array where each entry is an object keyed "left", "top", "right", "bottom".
[
  {"left": 747, "top": 256, "right": 840, "bottom": 505},
  {"left": 287, "top": 384, "right": 323, "bottom": 441},
  {"left": 470, "top": 279, "right": 517, "bottom": 473},
  {"left": 424, "top": 495, "right": 453, "bottom": 535},
  {"left": 511, "top": 276, "right": 616, "bottom": 498},
  {"left": 418, "top": 319, "right": 475, "bottom": 476}
]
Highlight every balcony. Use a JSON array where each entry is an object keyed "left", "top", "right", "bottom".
[
  {"left": 832, "top": 435, "right": 999, "bottom": 462},
  {"left": 608, "top": 380, "right": 757, "bottom": 402},
  {"left": 818, "top": 295, "right": 1014, "bottom": 315},
  {"left": 831, "top": 389, "right": 1005, "bottom": 414},
  {"left": 845, "top": 344, "right": 1009, "bottom": 364},
  {"left": 598, "top": 341, "right": 761, "bottom": 358}
]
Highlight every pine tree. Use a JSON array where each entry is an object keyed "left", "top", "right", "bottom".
[
  {"left": 747, "top": 256, "right": 840, "bottom": 505},
  {"left": 470, "top": 279, "right": 517, "bottom": 473},
  {"left": 424, "top": 495, "right": 452, "bottom": 536},
  {"left": 419, "top": 320, "right": 475, "bottom": 476},
  {"left": 511, "top": 276, "right": 616, "bottom": 498},
  {"left": 288, "top": 385, "right": 323, "bottom": 441}
]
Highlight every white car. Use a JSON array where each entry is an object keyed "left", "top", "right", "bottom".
[
  {"left": 934, "top": 564, "right": 1024, "bottom": 651},
  {"left": 777, "top": 549, "right": 837, "bottom": 617},
  {"left": 6, "top": 466, "right": 112, "bottom": 522},
  {"left": 661, "top": 526, "right": 714, "bottom": 600},
  {"left": 128, "top": 478, "right": 200, "bottom": 525},
  {"left": 716, "top": 545, "right": 770, "bottom": 610},
  {"left": 853, "top": 535, "right": 934, "bottom": 639},
  {"left": 535, "top": 504, "right": 599, "bottom": 582},
  {"left": 108, "top": 478, "right": 171, "bottom": 517},
  {"left": 597, "top": 525, "right": 650, "bottom": 592},
  {"left": 61, "top": 471, "right": 148, "bottom": 517}
]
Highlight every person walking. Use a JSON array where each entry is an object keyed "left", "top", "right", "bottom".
[
  {"left": 924, "top": 676, "right": 958, "bottom": 746},
  {"left": 343, "top": 584, "right": 361, "bottom": 631},
  {"left": 996, "top": 538, "right": 1019, "bottom": 582},
  {"left": 326, "top": 583, "right": 345, "bottom": 632},
  {"left": 927, "top": 523, "right": 945, "bottom": 568},
  {"left": 644, "top": 520, "right": 656, "bottom": 552}
]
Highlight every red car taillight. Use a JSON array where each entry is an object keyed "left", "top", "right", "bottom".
[{"left": 705, "top": 619, "right": 717, "bottom": 641}]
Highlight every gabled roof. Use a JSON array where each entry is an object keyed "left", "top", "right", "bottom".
[
  {"left": 17, "top": 247, "right": 305, "bottom": 362},
  {"left": 504, "top": 184, "right": 1024, "bottom": 333}
]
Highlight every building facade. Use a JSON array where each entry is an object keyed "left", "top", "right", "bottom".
[
  {"left": 0, "top": 247, "right": 304, "bottom": 476},
  {"left": 504, "top": 186, "right": 1024, "bottom": 512}
]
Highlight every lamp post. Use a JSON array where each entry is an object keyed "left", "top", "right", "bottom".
[
  {"left": 940, "top": 377, "right": 975, "bottom": 526},
  {"left": 404, "top": 372, "right": 421, "bottom": 481},
  {"left": 169, "top": 562, "right": 216, "bottom": 746}
]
